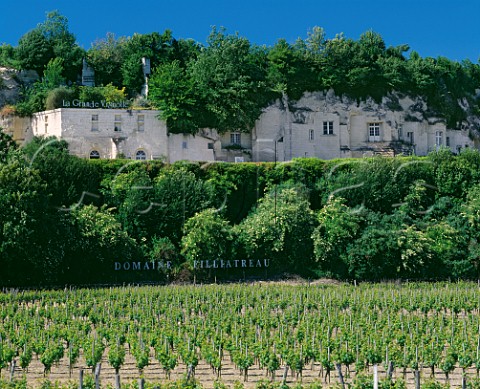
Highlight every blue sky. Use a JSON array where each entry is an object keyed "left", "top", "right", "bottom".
[{"left": 1, "top": 0, "right": 479, "bottom": 62}]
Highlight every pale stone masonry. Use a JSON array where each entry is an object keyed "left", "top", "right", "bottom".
[
  {"left": 250, "top": 91, "right": 475, "bottom": 162},
  {"left": 0, "top": 90, "right": 476, "bottom": 162}
]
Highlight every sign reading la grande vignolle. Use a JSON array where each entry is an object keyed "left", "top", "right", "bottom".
[
  {"left": 114, "top": 259, "right": 270, "bottom": 271},
  {"left": 62, "top": 99, "right": 131, "bottom": 109}
]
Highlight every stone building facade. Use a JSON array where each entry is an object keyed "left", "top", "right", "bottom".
[
  {"left": 23, "top": 108, "right": 215, "bottom": 163},
  {"left": 1, "top": 91, "right": 476, "bottom": 162},
  {"left": 249, "top": 91, "right": 474, "bottom": 162}
]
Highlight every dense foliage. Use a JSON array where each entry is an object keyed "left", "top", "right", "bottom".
[
  {"left": 3, "top": 13, "right": 480, "bottom": 131},
  {"left": 2, "top": 132, "right": 480, "bottom": 284}
]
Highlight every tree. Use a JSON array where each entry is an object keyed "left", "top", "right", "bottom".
[
  {"left": 181, "top": 208, "right": 233, "bottom": 268},
  {"left": 312, "top": 197, "right": 362, "bottom": 277},
  {"left": 345, "top": 211, "right": 433, "bottom": 280},
  {"left": 37, "top": 10, "right": 84, "bottom": 82},
  {"left": 149, "top": 60, "right": 199, "bottom": 133},
  {"left": 188, "top": 27, "right": 271, "bottom": 132},
  {"left": 460, "top": 184, "right": 480, "bottom": 279},
  {"left": 0, "top": 131, "right": 17, "bottom": 163},
  {"left": 23, "top": 136, "right": 102, "bottom": 209},
  {"left": 267, "top": 38, "right": 318, "bottom": 100},
  {"left": 102, "top": 168, "right": 153, "bottom": 241},
  {"left": 121, "top": 30, "right": 178, "bottom": 96},
  {"left": 16, "top": 29, "right": 53, "bottom": 76},
  {"left": 0, "top": 44, "right": 17, "bottom": 67},
  {"left": 64, "top": 205, "right": 139, "bottom": 283},
  {"left": 149, "top": 168, "right": 215, "bottom": 244},
  {"left": 0, "top": 157, "right": 54, "bottom": 284},
  {"left": 16, "top": 11, "right": 83, "bottom": 81},
  {"left": 87, "top": 33, "right": 126, "bottom": 87},
  {"left": 235, "top": 185, "right": 316, "bottom": 271},
  {"left": 43, "top": 57, "right": 66, "bottom": 89}
]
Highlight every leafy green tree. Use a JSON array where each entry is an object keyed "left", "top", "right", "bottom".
[
  {"left": 102, "top": 168, "right": 153, "bottom": 241},
  {"left": 188, "top": 27, "right": 271, "bottom": 132},
  {"left": 23, "top": 136, "right": 102, "bottom": 209},
  {"left": 150, "top": 168, "right": 214, "bottom": 243},
  {"left": 267, "top": 38, "right": 318, "bottom": 100},
  {"left": 42, "top": 57, "right": 66, "bottom": 89},
  {"left": 0, "top": 157, "right": 53, "bottom": 284},
  {"left": 149, "top": 60, "right": 198, "bottom": 133},
  {"left": 16, "top": 29, "right": 53, "bottom": 76},
  {"left": 64, "top": 205, "right": 139, "bottom": 283},
  {"left": 235, "top": 185, "right": 316, "bottom": 271},
  {"left": 120, "top": 30, "right": 178, "bottom": 96},
  {"left": 181, "top": 208, "right": 233, "bottom": 267},
  {"left": 460, "top": 184, "right": 480, "bottom": 279},
  {"left": 312, "top": 197, "right": 362, "bottom": 277},
  {"left": 37, "top": 10, "right": 84, "bottom": 82},
  {"left": 0, "top": 44, "right": 17, "bottom": 67},
  {"left": 150, "top": 236, "right": 180, "bottom": 268},
  {"left": 87, "top": 33, "right": 126, "bottom": 87},
  {"left": 16, "top": 11, "right": 83, "bottom": 81},
  {"left": 345, "top": 211, "right": 433, "bottom": 280},
  {"left": 0, "top": 131, "right": 17, "bottom": 163},
  {"left": 78, "top": 84, "right": 127, "bottom": 104}
]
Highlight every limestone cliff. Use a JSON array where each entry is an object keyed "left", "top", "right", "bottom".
[{"left": 0, "top": 67, "right": 38, "bottom": 108}]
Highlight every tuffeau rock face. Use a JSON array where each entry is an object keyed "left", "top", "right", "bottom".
[
  {"left": 0, "top": 67, "right": 38, "bottom": 108},
  {"left": 250, "top": 90, "right": 475, "bottom": 161}
]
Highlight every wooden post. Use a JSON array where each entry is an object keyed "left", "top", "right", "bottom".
[
  {"left": 95, "top": 363, "right": 101, "bottom": 389},
  {"left": 373, "top": 364, "right": 378, "bottom": 389},
  {"left": 79, "top": 368, "right": 84, "bottom": 389},
  {"left": 414, "top": 369, "right": 420, "bottom": 389},
  {"left": 387, "top": 361, "right": 394, "bottom": 381},
  {"left": 462, "top": 375, "right": 467, "bottom": 389},
  {"left": 9, "top": 359, "right": 16, "bottom": 382},
  {"left": 115, "top": 372, "right": 121, "bottom": 389},
  {"left": 138, "top": 378, "right": 145, "bottom": 389},
  {"left": 335, "top": 363, "right": 346, "bottom": 389},
  {"left": 282, "top": 366, "right": 289, "bottom": 386}
]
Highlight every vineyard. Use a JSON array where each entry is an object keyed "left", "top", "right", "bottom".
[{"left": 1, "top": 282, "right": 480, "bottom": 389}]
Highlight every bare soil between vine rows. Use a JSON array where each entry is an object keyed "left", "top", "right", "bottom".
[{"left": 6, "top": 349, "right": 477, "bottom": 388}]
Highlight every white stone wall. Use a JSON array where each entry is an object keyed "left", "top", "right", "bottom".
[
  {"left": 251, "top": 91, "right": 476, "bottom": 160},
  {"left": 168, "top": 133, "right": 215, "bottom": 163},
  {"left": 0, "top": 115, "right": 32, "bottom": 144},
  {"left": 31, "top": 108, "right": 168, "bottom": 160}
]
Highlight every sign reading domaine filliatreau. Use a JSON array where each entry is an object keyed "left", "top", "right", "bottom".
[
  {"left": 62, "top": 99, "right": 131, "bottom": 109},
  {"left": 114, "top": 259, "right": 270, "bottom": 271}
]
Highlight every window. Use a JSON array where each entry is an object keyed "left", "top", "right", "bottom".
[
  {"left": 323, "top": 121, "right": 334, "bottom": 135},
  {"left": 89, "top": 150, "right": 100, "bottom": 159},
  {"left": 398, "top": 125, "right": 403, "bottom": 139},
  {"left": 114, "top": 115, "right": 121, "bottom": 132},
  {"left": 309, "top": 129, "right": 315, "bottom": 141},
  {"left": 230, "top": 132, "right": 241, "bottom": 145},
  {"left": 44, "top": 115, "right": 48, "bottom": 134},
  {"left": 135, "top": 150, "right": 147, "bottom": 160},
  {"left": 435, "top": 131, "right": 443, "bottom": 147},
  {"left": 407, "top": 131, "right": 414, "bottom": 144},
  {"left": 446, "top": 137, "right": 450, "bottom": 147},
  {"left": 137, "top": 115, "right": 144, "bottom": 132},
  {"left": 368, "top": 123, "right": 380, "bottom": 142},
  {"left": 91, "top": 114, "right": 99, "bottom": 132},
  {"left": 207, "top": 142, "right": 214, "bottom": 150},
  {"left": 182, "top": 141, "right": 188, "bottom": 149}
]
